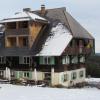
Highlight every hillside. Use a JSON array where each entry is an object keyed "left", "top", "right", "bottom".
[{"left": 86, "top": 54, "right": 100, "bottom": 77}]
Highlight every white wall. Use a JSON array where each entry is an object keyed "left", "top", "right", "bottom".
[
  {"left": 51, "top": 68, "right": 86, "bottom": 87},
  {"left": 10, "top": 68, "right": 86, "bottom": 87}
]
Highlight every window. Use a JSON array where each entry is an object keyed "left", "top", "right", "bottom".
[
  {"left": 6, "top": 37, "right": 16, "bottom": 47},
  {"left": 40, "top": 57, "right": 55, "bottom": 65},
  {"left": 24, "top": 72, "right": 29, "bottom": 77},
  {"left": 80, "top": 56, "right": 85, "bottom": 63},
  {"left": 11, "top": 71, "right": 15, "bottom": 77},
  {"left": 0, "top": 71, "right": 3, "bottom": 76},
  {"left": 44, "top": 57, "right": 51, "bottom": 64},
  {"left": 72, "top": 56, "right": 78, "bottom": 64},
  {"left": 62, "top": 56, "right": 70, "bottom": 64},
  {"left": 63, "top": 74, "right": 68, "bottom": 82},
  {"left": 0, "top": 57, "right": 6, "bottom": 64},
  {"left": 71, "top": 72, "right": 77, "bottom": 80},
  {"left": 44, "top": 73, "right": 51, "bottom": 80},
  {"left": 24, "top": 57, "right": 30, "bottom": 64},
  {"left": 79, "top": 71, "right": 84, "bottom": 78},
  {"left": 19, "top": 56, "right": 31, "bottom": 64},
  {"left": 19, "top": 36, "right": 28, "bottom": 47},
  {"left": 7, "top": 22, "right": 16, "bottom": 29}
]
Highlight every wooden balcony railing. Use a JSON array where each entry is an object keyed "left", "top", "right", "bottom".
[
  {"left": 5, "top": 28, "right": 29, "bottom": 35},
  {"left": 65, "top": 47, "right": 92, "bottom": 55}
]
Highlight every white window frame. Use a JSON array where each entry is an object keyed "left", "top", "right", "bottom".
[
  {"left": 80, "top": 56, "right": 85, "bottom": 63},
  {"left": 72, "top": 56, "right": 78, "bottom": 64},
  {"left": 0, "top": 56, "right": 6, "bottom": 64},
  {"left": 71, "top": 72, "right": 77, "bottom": 80},
  {"left": 23, "top": 72, "right": 29, "bottom": 78},
  {"left": 23, "top": 56, "right": 31, "bottom": 64},
  {"left": 62, "top": 56, "right": 70, "bottom": 64},
  {"left": 79, "top": 70, "right": 84, "bottom": 78},
  {"left": 0, "top": 71, "right": 3, "bottom": 76},
  {"left": 44, "top": 72, "right": 51, "bottom": 80},
  {"left": 43, "top": 57, "right": 51, "bottom": 65},
  {"left": 63, "top": 74, "right": 68, "bottom": 82}
]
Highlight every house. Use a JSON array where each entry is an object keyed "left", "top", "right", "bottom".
[{"left": 0, "top": 5, "right": 94, "bottom": 87}]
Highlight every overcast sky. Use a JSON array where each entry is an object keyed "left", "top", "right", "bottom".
[{"left": 0, "top": 0, "right": 100, "bottom": 52}]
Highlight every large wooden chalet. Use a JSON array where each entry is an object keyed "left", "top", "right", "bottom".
[{"left": 0, "top": 5, "right": 94, "bottom": 87}]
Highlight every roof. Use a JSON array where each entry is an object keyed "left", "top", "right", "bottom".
[
  {"left": 42, "top": 7, "right": 94, "bottom": 39},
  {"left": 0, "top": 7, "right": 94, "bottom": 57},
  {"left": 64, "top": 11, "right": 94, "bottom": 39},
  {"left": 0, "top": 11, "right": 47, "bottom": 23},
  {"left": 32, "top": 7, "right": 94, "bottom": 56},
  {"left": 36, "top": 23, "right": 72, "bottom": 56}
]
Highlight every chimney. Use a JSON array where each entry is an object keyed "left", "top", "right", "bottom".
[
  {"left": 23, "top": 8, "right": 31, "bottom": 12},
  {"left": 41, "top": 5, "right": 46, "bottom": 16}
]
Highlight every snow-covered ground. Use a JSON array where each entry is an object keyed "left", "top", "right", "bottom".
[
  {"left": 86, "top": 78, "right": 100, "bottom": 82},
  {"left": 0, "top": 78, "right": 100, "bottom": 100}
]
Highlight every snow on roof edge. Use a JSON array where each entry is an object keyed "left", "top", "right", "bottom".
[{"left": 0, "top": 11, "right": 47, "bottom": 23}]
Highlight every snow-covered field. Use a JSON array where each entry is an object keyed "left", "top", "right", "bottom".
[{"left": 0, "top": 78, "right": 100, "bottom": 100}]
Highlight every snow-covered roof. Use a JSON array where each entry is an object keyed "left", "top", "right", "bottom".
[
  {"left": 0, "top": 11, "right": 47, "bottom": 23},
  {"left": 37, "top": 23, "right": 72, "bottom": 56}
]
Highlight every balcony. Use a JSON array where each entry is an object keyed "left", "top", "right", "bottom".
[
  {"left": 5, "top": 28, "right": 29, "bottom": 36},
  {"left": 65, "top": 47, "right": 92, "bottom": 55}
]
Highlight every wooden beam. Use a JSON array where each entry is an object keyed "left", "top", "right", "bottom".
[
  {"left": 16, "top": 36, "right": 19, "bottom": 47},
  {"left": 16, "top": 22, "right": 19, "bottom": 29}
]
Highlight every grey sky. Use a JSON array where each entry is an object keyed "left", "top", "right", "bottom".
[{"left": 0, "top": 0, "right": 99, "bottom": 52}]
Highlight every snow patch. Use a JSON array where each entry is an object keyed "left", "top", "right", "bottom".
[{"left": 86, "top": 78, "right": 100, "bottom": 83}]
